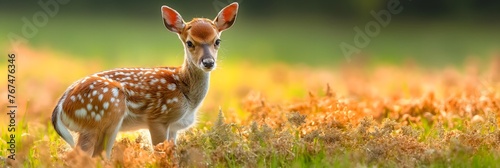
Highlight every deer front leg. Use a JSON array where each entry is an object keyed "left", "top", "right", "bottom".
[
  {"left": 168, "top": 129, "right": 178, "bottom": 144},
  {"left": 148, "top": 122, "right": 168, "bottom": 145},
  {"left": 167, "top": 112, "right": 196, "bottom": 144}
]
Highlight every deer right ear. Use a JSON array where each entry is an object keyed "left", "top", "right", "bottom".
[{"left": 161, "top": 6, "right": 185, "bottom": 33}]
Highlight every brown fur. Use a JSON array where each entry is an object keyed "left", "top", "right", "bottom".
[{"left": 186, "top": 19, "right": 218, "bottom": 43}]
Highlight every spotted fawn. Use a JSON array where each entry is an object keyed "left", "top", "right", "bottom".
[{"left": 51, "top": 3, "right": 238, "bottom": 158}]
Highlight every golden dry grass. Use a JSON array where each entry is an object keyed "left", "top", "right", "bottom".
[{"left": 1, "top": 46, "right": 500, "bottom": 167}]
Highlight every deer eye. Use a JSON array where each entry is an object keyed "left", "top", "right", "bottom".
[
  {"left": 215, "top": 39, "right": 221, "bottom": 46},
  {"left": 186, "top": 41, "right": 194, "bottom": 48}
]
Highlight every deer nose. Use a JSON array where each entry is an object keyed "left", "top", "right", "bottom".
[{"left": 202, "top": 58, "right": 215, "bottom": 69}]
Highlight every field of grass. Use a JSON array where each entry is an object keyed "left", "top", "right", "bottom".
[
  {"left": 1, "top": 14, "right": 500, "bottom": 167},
  {"left": 1, "top": 45, "right": 500, "bottom": 167}
]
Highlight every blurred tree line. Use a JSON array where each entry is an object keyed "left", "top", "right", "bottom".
[{"left": 2, "top": 0, "right": 499, "bottom": 21}]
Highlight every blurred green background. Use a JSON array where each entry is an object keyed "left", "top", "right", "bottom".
[{"left": 1, "top": 0, "right": 499, "bottom": 68}]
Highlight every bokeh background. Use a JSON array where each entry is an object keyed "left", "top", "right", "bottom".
[
  {"left": 2, "top": 0, "right": 500, "bottom": 66},
  {"left": 1, "top": 0, "right": 499, "bottom": 122}
]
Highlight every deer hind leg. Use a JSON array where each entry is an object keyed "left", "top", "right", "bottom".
[
  {"left": 93, "top": 114, "right": 125, "bottom": 159},
  {"left": 76, "top": 131, "right": 98, "bottom": 156},
  {"left": 148, "top": 122, "right": 168, "bottom": 145},
  {"left": 62, "top": 76, "right": 127, "bottom": 158},
  {"left": 92, "top": 93, "right": 127, "bottom": 158},
  {"left": 91, "top": 133, "right": 105, "bottom": 157},
  {"left": 92, "top": 118, "right": 124, "bottom": 158}
]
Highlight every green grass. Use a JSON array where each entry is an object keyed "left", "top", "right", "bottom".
[{"left": 2, "top": 109, "right": 500, "bottom": 167}]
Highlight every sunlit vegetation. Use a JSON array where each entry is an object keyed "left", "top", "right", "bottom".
[{"left": 1, "top": 46, "right": 500, "bottom": 167}]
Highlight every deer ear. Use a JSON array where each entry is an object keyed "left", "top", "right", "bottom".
[
  {"left": 214, "top": 2, "right": 239, "bottom": 32},
  {"left": 161, "top": 6, "right": 185, "bottom": 33}
]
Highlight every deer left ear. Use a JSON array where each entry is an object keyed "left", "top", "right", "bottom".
[
  {"left": 214, "top": 2, "right": 239, "bottom": 32},
  {"left": 162, "top": 5, "right": 185, "bottom": 33}
]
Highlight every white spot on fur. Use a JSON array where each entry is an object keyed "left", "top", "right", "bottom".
[
  {"left": 173, "top": 74, "right": 180, "bottom": 81},
  {"left": 87, "top": 104, "right": 93, "bottom": 111},
  {"left": 110, "top": 97, "right": 115, "bottom": 103},
  {"left": 70, "top": 96, "right": 76, "bottom": 102},
  {"left": 103, "top": 87, "right": 109, "bottom": 93},
  {"left": 160, "top": 78, "right": 167, "bottom": 84},
  {"left": 112, "top": 88, "right": 119, "bottom": 97},
  {"left": 92, "top": 90, "right": 98, "bottom": 96},
  {"left": 95, "top": 114, "right": 101, "bottom": 121},
  {"left": 61, "top": 111, "right": 81, "bottom": 132},
  {"left": 75, "top": 108, "right": 87, "bottom": 118},
  {"left": 150, "top": 80, "right": 156, "bottom": 85},
  {"left": 167, "top": 97, "right": 179, "bottom": 104},
  {"left": 103, "top": 102, "right": 109, "bottom": 110},
  {"left": 98, "top": 94, "right": 104, "bottom": 101},
  {"left": 127, "top": 101, "right": 144, "bottom": 109},
  {"left": 128, "top": 90, "right": 135, "bottom": 96},
  {"left": 167, "top": 83, "right": 176, "bottom": 91},
  {"left": 161, "top": 104, "right": 167, "bottom": 113}
]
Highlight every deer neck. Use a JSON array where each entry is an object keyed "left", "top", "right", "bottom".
[{"left": 178, "top": 56, "right": 210, "bottom": 107}]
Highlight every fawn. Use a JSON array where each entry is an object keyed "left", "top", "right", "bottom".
[{"left": 51, "top": 3, "right": 238, "bottom": 158}]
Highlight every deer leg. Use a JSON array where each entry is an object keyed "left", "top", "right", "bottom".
[
  {"left": 92, "top": 133, "right": 105, "bottom": 158},
  {"left": 93, "top": 116, "right": 125, "bottom": 159},
  {"left": 167, "top": 129, "right": 178, "bottom": 144},
  {"left": 76, "top": 131, "right": 98, "bottom": 156},
  {"left": 148, "top": 122, "right": 168, "bottom": 145},
  {"left": 103, "top": 116, "right": 125, "bottom": 159}
]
